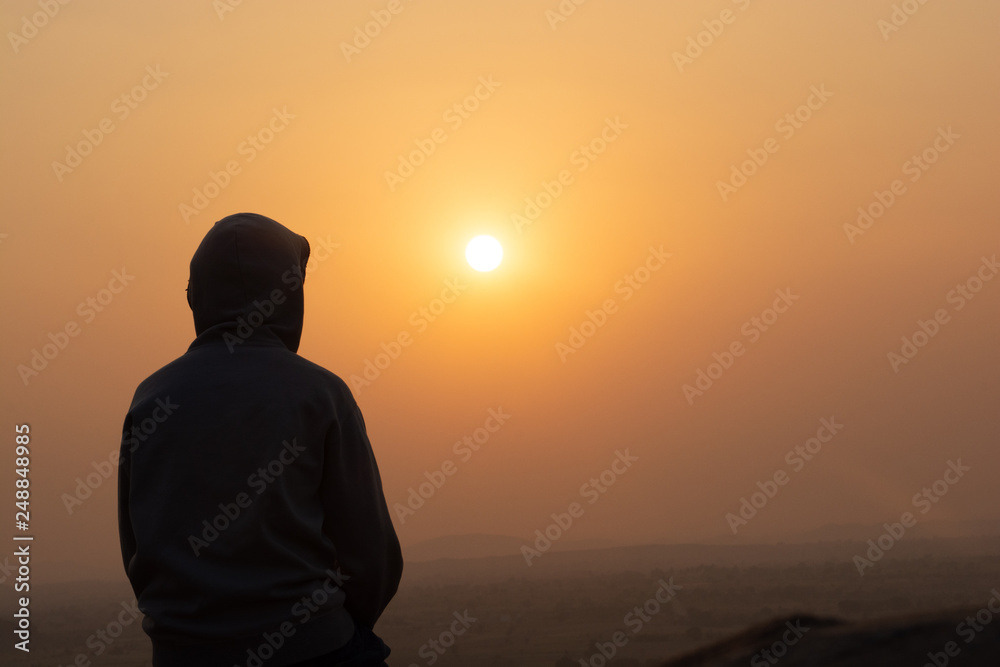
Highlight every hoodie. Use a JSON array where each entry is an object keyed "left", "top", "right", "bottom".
[{"left": 118, "top": 213, "right": 403, "bottom": 666}]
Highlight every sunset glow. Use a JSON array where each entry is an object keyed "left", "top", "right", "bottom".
[{"left": 3, "top": 1, "right": 999, "bottom": 663}]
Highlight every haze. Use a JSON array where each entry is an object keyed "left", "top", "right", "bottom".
[{"left": 2, "top": 0, "right": 998, "bottom": 589}]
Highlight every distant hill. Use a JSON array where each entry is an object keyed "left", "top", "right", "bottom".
[
  {"left": 404, "top": 533, "right": 524, "bottom": 561},
  {"left": 29, "top": 524, "right": 1000, "bottom": 583},
  {"left": 703, "top": 518, "right": 1000, "bottom": 545},
  {"left": 398, "top": 519, "right": 1000, "bottom": 564},
  {"left": 403, "top": 533, "right": 618, "bottom": 562},
  {"left": 401, "top": 535, "right": 1000, "bottom": 584}
]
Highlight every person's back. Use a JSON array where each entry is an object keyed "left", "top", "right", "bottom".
[{"left": 118, "top": 213, "right": 402, "bottom": 666}]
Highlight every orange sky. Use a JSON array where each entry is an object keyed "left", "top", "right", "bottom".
[{"left": 2, "top": 0, "right": 998, "bottom": 580}]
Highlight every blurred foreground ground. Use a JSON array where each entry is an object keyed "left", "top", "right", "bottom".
[{"left": 6, "top": 537, "right": 999, "bottom": 666}]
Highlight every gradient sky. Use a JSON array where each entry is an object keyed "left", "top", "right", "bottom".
[{"left": 2, "top": 0, "right": 998, "bottom": 581}]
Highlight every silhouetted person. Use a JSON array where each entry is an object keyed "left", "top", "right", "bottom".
[{"left": 118, "top": 213, "right": 402, "bottom": 666}]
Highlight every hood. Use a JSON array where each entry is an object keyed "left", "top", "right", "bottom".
[{"left": 187, "top": 213, "right": 310, "bottom": 352}]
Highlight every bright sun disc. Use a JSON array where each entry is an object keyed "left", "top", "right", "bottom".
[{"left": 465, "top": 235, "right": 503, "bottom": 272}]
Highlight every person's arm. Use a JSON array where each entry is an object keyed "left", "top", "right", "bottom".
[
  {"left": 117, "top": 413, "right": 137, "bottom": 574},
  {"left": 320, "top": 396, "right": 403, "bottom": 628}
]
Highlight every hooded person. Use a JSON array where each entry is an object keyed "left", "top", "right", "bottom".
[{"left": 117, "top": 212, "right": 403, "bottom": 666}]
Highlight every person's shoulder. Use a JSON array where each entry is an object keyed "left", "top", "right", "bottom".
[
  {"left": 128, "top": 346, "right": 358, "bottom": 408},
  {"left": 131, "top": 351, "right": 186, "bottom": 388},
  {"left": 285, "top": 352, "right": 357, "bottom": 401},
  {"left": 125, "top": 352, "right": 191, "bottom": 408}
]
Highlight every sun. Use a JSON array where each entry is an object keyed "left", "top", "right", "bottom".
[{"left": 465, "top": 235, "right": 503, "bottom": 272}]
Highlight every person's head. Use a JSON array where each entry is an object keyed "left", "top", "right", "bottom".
[{"left": 187, "top": 213, "right": 310, "bottom": 352}]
